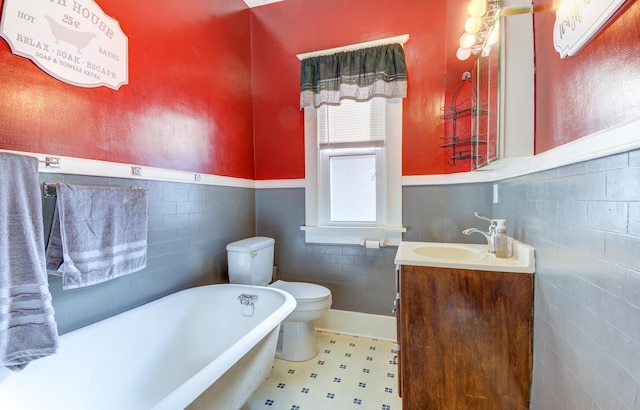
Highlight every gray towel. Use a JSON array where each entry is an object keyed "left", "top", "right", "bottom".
[
  {"left": 46, "top": 183, "right": 148, "bottom": 289},
  {"left": 0, "top": 152, "right": 59, "bottom": 371}
]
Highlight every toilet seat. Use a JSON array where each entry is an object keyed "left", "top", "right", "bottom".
[{"left": 270, "top": 280, "right": 330, "bottom": 302}]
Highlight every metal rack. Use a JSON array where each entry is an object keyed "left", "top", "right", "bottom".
[{"left": 440, "top": 72, "right": 487, "bottom": 166}]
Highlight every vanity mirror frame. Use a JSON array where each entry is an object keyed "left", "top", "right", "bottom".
[
  {"left": 497, "top": 3, "right": 535, "bottom": 162},
  {"left": 471, "top": 0, "right": 535, "bottom": 170}
]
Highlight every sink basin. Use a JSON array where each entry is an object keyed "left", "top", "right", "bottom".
[
  {"left": 394, "top": 240, "right": 535, "bottom": 273},
  {"left": 412, "top": 244, "right": 486, "bottom": 261}
]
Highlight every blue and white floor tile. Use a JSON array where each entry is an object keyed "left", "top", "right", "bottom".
[{"left": 248, "top": 331, "right": 401, "bottom": 410}]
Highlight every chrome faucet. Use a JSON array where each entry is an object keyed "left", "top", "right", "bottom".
[
  {"left": 238, "top": 294, "right": 258, "bottom": 317},
  {"left": 462, "top": 212, "right": 496, "bottom": 253}
]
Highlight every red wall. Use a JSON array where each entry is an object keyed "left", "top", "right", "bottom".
[
  {"left": 0, "top": 0, "right": 256, "bottom": 178},
  {"left": 533, "top": 0, "right": 640, "bottom": 153},
  {"left": 251, "top": 0, "right": 640, "bottom": 179},
  {"left": 250, "top": 0, "right": 475, "bottom": 179},
  {"left": 3, "top": 0, "right": 638, "bottom": 180}
]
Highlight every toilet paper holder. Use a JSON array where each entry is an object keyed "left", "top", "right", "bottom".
[{"left": 360, "top": 239, "right": 387, "bottom": 249}]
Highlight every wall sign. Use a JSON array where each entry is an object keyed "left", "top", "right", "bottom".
[
  {"left": 554, "top": 0, "right": 628, "bottom": 58},
  {"left": 0, "top": 0, "right": 128, "bottom": 90}
]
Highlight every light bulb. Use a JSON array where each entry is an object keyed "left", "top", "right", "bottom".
[
  {"left": 456, "top": 47, "right": 472, "bottom": 61},
  {"left": 468, "top": 0, "right": 487, "bottom": 17},
  {"left": 481, "top": 45, "right": 491, "bottom": 57},
  {"left": 465, "top": 16, "right": 481, "bottom": 34},
  {"left": 459, "top": 32, "right": 476, "bottom": 48}
]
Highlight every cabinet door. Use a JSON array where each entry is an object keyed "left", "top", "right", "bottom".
[
  {"left": 399, "top": 265, "right": 435, "bottom": 408},
  {"left": 399, "top": 265, "right": 532, "bottom": 410}
]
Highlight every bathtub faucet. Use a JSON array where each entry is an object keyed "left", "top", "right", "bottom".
[
  {"left": 462, "top": 212, "right": 496, "bottom": 253},
  {"left": 238, "top": 294, "right": 258, "bottom": 317}
]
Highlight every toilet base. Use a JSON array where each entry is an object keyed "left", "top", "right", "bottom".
[{"left": 275, "top": 320, "right": 318, "bottom": 362}]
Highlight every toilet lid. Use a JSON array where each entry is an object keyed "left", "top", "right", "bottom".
[{"left": 270, "top": 280, "right": 331, "bottom": 301}]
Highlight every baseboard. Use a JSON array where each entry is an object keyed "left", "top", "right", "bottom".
[{"left": 314, "top": 309, "right": 397, "bottom": 343}]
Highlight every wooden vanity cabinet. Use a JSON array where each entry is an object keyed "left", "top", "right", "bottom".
[{"left": 397, "top": 264, "right": 533, "bottom": 410}]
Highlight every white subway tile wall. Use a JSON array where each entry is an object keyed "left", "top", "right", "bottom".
[{"left": 494, "top": 151, "right": 640, "bottom": 409}]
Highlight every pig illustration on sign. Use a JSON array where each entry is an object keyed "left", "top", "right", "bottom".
[{"left": 45, "top": 15, "right": 96, "bottom": 53}]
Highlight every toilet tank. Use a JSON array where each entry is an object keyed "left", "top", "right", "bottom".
[{"left": 226, "top": 237, "right": 275, "bottom": 286}]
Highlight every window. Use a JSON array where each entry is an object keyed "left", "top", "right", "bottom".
[
  {"left": 318, "top": 98, "right": 385, "bottom": 226},
  {"left": 326, "top": 151, "right": 379, "bottom": 223},
  {"left": 302, "top": 98, "right": 405, "bottom": 245}
]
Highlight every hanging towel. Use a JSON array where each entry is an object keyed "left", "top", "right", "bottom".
[
  {"left": 46, "top": 183, "right": 148, "bottom": 290},
  {"left": 0, "top": 152, "right": 59, "bottom": 371}
]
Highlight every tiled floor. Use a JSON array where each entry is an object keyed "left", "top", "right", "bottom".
[{"left": 247, "top": 331, "right": 402, "bottom": 410}]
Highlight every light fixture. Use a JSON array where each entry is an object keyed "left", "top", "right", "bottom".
[
  {"left": 456, "top": 1, "right": 535, "bottom": 61},
  {"left": 456, "top": 47, "right": 472, "bottom": 61},
  {"left": 464, "top": 16, "right": 482, "bottom": 34},
  {"left": 468, "top": 0, "right": 487, "bottom": 17},
  {"left": 456, "top": 0, "right": 501, "bottom": 60},
  {"left": 459, "top": 32, "right": 477, "bottom": 48}
]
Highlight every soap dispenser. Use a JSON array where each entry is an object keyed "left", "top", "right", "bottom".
[{"left": 494, "top": 219, "right": 509, "bottom": 258}]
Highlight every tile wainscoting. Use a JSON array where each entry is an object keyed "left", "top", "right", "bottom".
[{"left": 41, "top": 173, "right": 255, "bottom": 334}]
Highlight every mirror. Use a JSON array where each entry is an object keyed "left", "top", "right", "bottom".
[
  {"left": 450, "top": 0, "right": 534, "bottom": 170},
  {"left": 473, "top": 2, "right": 535, "bottom": 167},
  {"left": 472, "top": 37, "right": 500, "bottom": 170}
]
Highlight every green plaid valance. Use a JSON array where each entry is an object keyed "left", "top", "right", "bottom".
[{"left": 300, "top": 43, "right": 407, "bottom": 109}]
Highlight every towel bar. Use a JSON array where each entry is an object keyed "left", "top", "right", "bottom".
[
  {"left": 43, "top": 182, "right": 57, "bottom": 198},
  {"left": 42, "top": 182, "right": 147, "bottom": 199},
  {"left": 38, "top": 157, "right": 60, "bottom": 168}
]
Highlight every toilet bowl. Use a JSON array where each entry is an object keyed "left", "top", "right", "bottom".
[
  {"left": 226, "top": 237, "right": 332, "bottom": 362},
  {"left": 269, "top": 280, "right": 332, "bottom": 361}
]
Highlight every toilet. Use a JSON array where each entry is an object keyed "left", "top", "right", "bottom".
[{"left": 226, "top": 236, "right": 332, "bottom": 361}]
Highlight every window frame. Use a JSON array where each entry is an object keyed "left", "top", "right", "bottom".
[{"left": 302, "top": 98, "right": 405, "bottom": 245}]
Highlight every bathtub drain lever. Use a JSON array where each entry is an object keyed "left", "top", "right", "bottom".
[{"left": 238, "top": 294, "right": 258, "bottom": 317}]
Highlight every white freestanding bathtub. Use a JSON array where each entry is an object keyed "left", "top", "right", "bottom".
[{"left": 0, "top": 284, "right": 296, "bottom": 410}]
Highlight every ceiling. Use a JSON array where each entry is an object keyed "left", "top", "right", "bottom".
[{"left": 243, "top": 0, "right": 283, "bottom": 7}]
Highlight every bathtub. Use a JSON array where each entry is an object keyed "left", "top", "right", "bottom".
[{"left": 0, "top": 284, "right": 296, "bottom": 410}]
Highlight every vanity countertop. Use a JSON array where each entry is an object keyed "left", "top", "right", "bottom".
[{"left": 394, "top": 240, "right": 535, "bottom": 273}]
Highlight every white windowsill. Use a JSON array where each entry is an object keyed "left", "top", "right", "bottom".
[{"left": 300, "top": 225, "right": 406, "bottom": 246}]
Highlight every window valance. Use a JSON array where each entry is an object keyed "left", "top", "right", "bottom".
[{"left": 300, "top": 43, "right": 407, "bottom": 109}]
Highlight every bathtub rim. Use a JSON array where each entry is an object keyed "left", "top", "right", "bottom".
[{"left": 152, "top": 283, "right": 296, "bottom": 410}]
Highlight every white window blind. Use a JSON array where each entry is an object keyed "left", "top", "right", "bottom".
[{"left": 317, "top": 98, "right": 386, "bottom": 147}]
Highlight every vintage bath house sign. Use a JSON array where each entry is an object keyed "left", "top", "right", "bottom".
[
  {"left": 554, "top": 0, "right": 628, "bottom": 58},
  {"left": 0, "top": 0, "right": 128, "bottom": 90}
]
